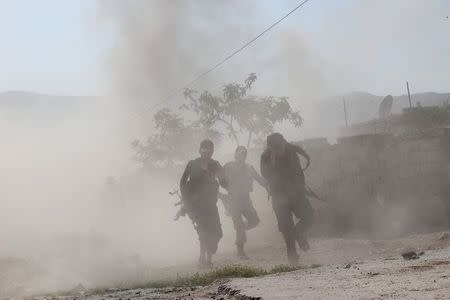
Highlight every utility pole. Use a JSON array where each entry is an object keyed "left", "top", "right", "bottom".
[
  {"left": 406, "top": 81, "right": 412, "bottom": 108},
  {"left": 343, "top": 97, "right": 349, "bottom": 128}
]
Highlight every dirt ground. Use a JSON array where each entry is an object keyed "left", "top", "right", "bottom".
[
  {"left": 13, "top": 230, "right": 450, "bottom": 300},
  {"left": 222, "top": 246, "right": 450, "bottom": 299}
]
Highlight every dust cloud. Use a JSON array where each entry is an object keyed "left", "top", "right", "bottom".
[
  {"left": 1, "top": 0, "right": 449, "bottom": 297},
  {"left": 0, "top": 94, "right": 211, "bottom": 296},
  {"left": 0, "top": 1, "right": 278, "bottom": 296},
  {"left": 96, "top": 0, "right": 340, "bottom": 139}
]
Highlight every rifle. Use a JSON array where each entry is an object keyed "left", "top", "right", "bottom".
[
  {"left": 305, "top": 183, "right": 326, "bottom": 202},
  {"left": 169, "top": 188, "right": 186, "bottom": 221},
  {"left": 169, "top": 188, "right": 181, "bottom": 198},
  {"left": 169, "top": 188, "right": 198, "bottom": 228}
]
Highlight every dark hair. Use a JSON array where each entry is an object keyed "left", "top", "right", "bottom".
[
  {"left": 234, "top": 145, "right": 247, "bottom": 158},
  {"left": 200, "top": 139, "right": 214, "bottom": 150},
  {"left": 267, "top": 132, "right": 285, "bottom": 147}
]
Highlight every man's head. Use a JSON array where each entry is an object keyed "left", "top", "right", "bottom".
[
  {"left": 267, "top": 132, "right": 286, "bottom": 157},
  {"left": 199, "top": 139, "right": 214, "bottom": 159},
  {"left": 234, "top": 146, "right": 247, "bottom": 163}
]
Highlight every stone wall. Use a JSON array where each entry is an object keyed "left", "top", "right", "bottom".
[{"left": 300, "top": 130, "right": 450, "bottom": 237}]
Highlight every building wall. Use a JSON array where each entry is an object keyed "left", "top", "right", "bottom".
[{"left": 300, "top": 131, "right": 450, "bottom": 236}]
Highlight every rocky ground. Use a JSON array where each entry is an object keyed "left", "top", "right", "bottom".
[
  {"left": 222, "top": 246, "right": 450, "bottom": 299},
  {"left": 12, "top": 231, "right": 450, "bottom": 300}
]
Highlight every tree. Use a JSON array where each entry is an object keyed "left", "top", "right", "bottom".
[
  {"left": 132, "top": 73, "right": 303, "bottom": 168},
  {"left": 132, "top": 108, "right": 220, "bottom": 169},
  {"left": 182, "top": 73, "right": 302, "bottom": 148}
]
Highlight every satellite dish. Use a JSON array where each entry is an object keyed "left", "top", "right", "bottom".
[{"left": 379, "top": 95, "right": 393, "bottom": 119}]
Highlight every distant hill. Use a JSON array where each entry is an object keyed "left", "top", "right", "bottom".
[
  {"left": 0, "top": 91, "right": 91, "bottom": 110},
  {"left": 1, "top": 90, "right": 449, "bottom": 136},
  {"left": 0, "top": 91, "right": 96, "bottom": 123}
]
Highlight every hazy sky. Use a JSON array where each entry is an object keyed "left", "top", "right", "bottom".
[
  {"left": 0, "top": 0, "right": 449, "bottom": 96},
  {"left": 0, "top": 0, "right": 111, "bottom": 96}
]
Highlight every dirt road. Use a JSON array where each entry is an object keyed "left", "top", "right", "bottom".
[
  {"left": 221, "top": 247, "right": 450, "bottom": 299},
  {"left": 20, "top": 231, "right": 450, "bottom": 299}
]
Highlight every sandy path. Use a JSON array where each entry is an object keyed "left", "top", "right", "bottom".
[
  {"left": 22, "top": 231, "right": 450, "bottom": 300},
  {"left": 221, "top": 247, "right": 450, "bottom": 299}
]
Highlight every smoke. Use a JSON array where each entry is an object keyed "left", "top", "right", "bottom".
[
  {"left": 1, "top": 1, "right": 287, "bottom": 296},
  {"left": 92, "top": 0, "right": 340, "bottom": 276},
  {"left": 98, "top": 1, "right": 258, "bottom": 113},
  {"left": 0, "top": 92, "right": 223, "bottom": 296},
  {"left": 0, "top": 93, "right": 146, "bottom": 294},
  {"left": 1, "top": 0, "right": 449, "bottom": 296},
  {"left": 96, "top": 0, "right": 340, "bottom": 139}
]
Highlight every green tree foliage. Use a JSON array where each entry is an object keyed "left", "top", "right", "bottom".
[
  {"left": 132, "top": 73, "right": 303, "bottom": 168},
  {"left": 182, "top": 73, "right": 302, "bottom": 147},
  {"left": 132, "top": 108, "right": 220, "bottom": 168}
]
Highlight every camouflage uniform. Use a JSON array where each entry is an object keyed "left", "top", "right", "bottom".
[
  {"left": 223, "top": 161, "right": 265, "bottom": 252},
  {"left": 261, "top": 142, "right": 314, "bottom": 264},
  {"left": 180, "top": 158, "right": 228, "bottom": 256}
]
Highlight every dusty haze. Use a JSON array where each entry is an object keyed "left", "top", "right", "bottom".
[{"left": 1, "top": 0, "right": 449, "bottom": 296}]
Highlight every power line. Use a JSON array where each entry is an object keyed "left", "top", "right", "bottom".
[{"left": 135, "top": 0, "right": 312, "bottom": 119}]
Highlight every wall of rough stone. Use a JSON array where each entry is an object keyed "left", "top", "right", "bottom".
[{"left": 300, "top": 130, "right": 450, "bottom": 237}]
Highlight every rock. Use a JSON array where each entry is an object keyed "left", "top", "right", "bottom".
[
  {"left": 344, "top": 264, "right": 351, "bottom": 269},
  {"left": 401, "top": 251, "right": 420, "bottom": 260}
]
